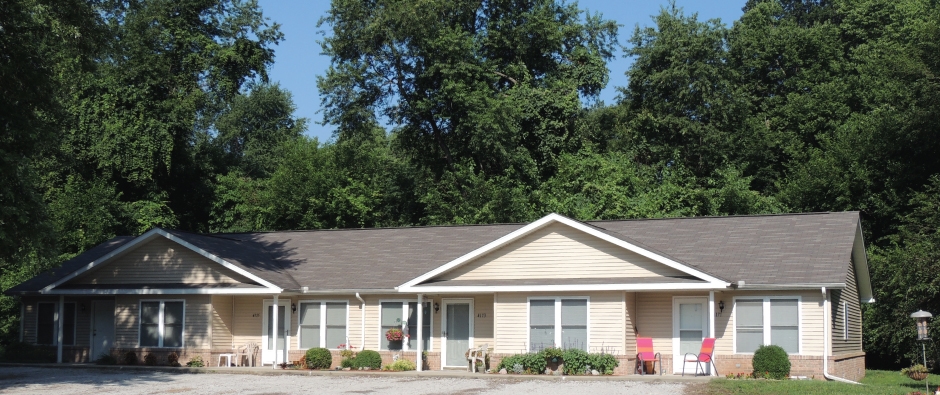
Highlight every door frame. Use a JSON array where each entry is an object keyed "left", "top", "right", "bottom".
[
  {"left": 90, "top": 300, "right": 115, "bottom": 360},
  {"left": 672, "top": 296, "right": 709, "bottom": 374},
  {"left": 261, "top": 299, "right": 291, "bottom": 365},
  {"left": 440, "top": 298, "right": 474, "bottom": 369}
]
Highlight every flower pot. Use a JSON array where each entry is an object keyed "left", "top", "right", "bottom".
[{"left": 908, "top": 371, "right": 928, "bottom": 381}]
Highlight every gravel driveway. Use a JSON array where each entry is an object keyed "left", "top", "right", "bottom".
[{"left": 0, "top": 367, "right": 688, "bottom": 395}]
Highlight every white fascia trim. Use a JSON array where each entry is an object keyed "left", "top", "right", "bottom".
[
  {"left": 399, "top": 282, "right": 727, "bottom": 293},
  {"left": 399, "top": 213, "right": 730, "bottom": 289},
  {"left": 852, "top": 221, "right": 876, "bottom": 304},
  {"left": 45, "top": 288, "right": 278, "bottom": 295},
  {"left": 737, "top": 283, "right": 846, "bottom": 290},
  {"left": 42, "top": 228, "right": 282, "bottom": 293}
]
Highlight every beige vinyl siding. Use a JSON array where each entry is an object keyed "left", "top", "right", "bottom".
[
  {"left": 20, "top": 296, "right": 95, "bottom": 346},
  {"left": 71, "top": 237, "right": 256, "bottom": 285},
  {"left": 114, "top": 295, "right": 211, "bottom": 348},
  {"left": 473, "top": 294, "right": 495, "bottom": 348},
  {"left": 436, "top": 223, "right": 686, "bottom": 281},
  {"left": 635, "top": 292, "right": 677, "bottom": 355},
  {"left": 717, "top": 290, "right": 825, "bottom": 356},
  {"left": 624, "top": 292, "right": 636, "bottom": 356},
  {"left": 231, "top": 296, "right": 263, "bottom": 349},
  {"left": 493, "top": 292, "right": 625, "bottom": 354},
  {"left": 831, "top": 262, "right": 863, "bottom": 354},
  {"left": 211, "top": 296, "right": 235, "bottom": 350}
]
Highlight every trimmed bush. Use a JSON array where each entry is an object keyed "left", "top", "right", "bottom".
[
  {"left": 144, "top": 353, "right": 157, "bottom": 366},
  {"left": 167, "top": 352, "right": 180, "bottom": 367},
  {"left": 123, "top": 351, "right": 138, "bottom": 365},
  {"left": 340, "top": 358, "right": 356, "bottom": 368},
  {"left": 384, "top": 359, "right": 416, "bottom": 371},
  {"left": 587, "top": 353, "right": 619, "bottom": 375},
  {"left": 186, "top": 355, "right": 204, "bottom": 367},
  {"left": 355, "top": 350, "right": 382, "bottom": 369},
  {"left": 752, "top": 345, "right": 790, "bottom": 379},
  {"left": 561, "top": 349, "right": 590, "bottom": 374},
  {"left": 305, "top": 348, "right": 333, "bottom": 369},
  {"left": 496, "top": 352, "right": 547, "bottom": 374}
]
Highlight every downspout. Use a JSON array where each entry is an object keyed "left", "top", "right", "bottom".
[
  {"left": 356, "top": 293, "right": 366, "bottom": 351},
  {"left": 822, "top": 287, "right": 860, "bottom": 384}
]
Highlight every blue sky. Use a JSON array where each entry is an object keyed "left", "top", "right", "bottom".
[{"left": 256, "top": 0, "right": 746, "bottom": 142}]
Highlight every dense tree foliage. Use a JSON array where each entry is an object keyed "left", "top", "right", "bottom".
[{"left": 1, "top": 0, "right": 939, "bottom": 369}]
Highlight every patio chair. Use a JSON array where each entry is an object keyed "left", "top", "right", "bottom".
[
  {"left": 682, "top": 338, "right": 717, "bottom": 376},
  {"left": 235, "top": 342, "right": 259, "bottom": 367},
  {"left": 635, "top": 337, "right": 662, "bottom": 375},
  {"left": 468, "top": 343, "right": 489, "bottom": 373}
]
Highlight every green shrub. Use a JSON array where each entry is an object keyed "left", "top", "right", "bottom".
[
  {"left": 541, "top": 347, "right": 563, "bottom": 360},
  {"left": 752, "top": 345, "right": 790, "bottom": 379},
  {"left": 144, "top": 353, "right": 157, "bottom": 366},
  {"left": 305, "top": 348, "right": 333, "bottom": 369},
  {"left": 587, "top": 353, "right": 619, "bottom": 375},
  {"left": 340, "top": 358, "right": 356, "bottom": 368},
  {"left": 355, "top": 350, "right": 382, "bottom": 369},
  {"left": 186, "top": 355, "right": 204, "bottom": 367},
  {"left": 561, "top": 349, "right": 590, "bottom": 374},
  {"left": 95, "top": 353, "right": 117, "bottom": 365},
  {"left": 123, "top": 351, "right": 138, "bottom": 365},
  {"left": 497, "top": 352, "right": 547, "bottom": 374},
  {"left": 167, "top": 352, "right": 180, "bottom": 367},
  {"left": 384, "top": 359, "right": 416, "bottom": 371}
]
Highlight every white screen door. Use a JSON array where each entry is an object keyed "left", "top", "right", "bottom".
[
  {"left": 673, "top": 297, "right": 708, "bottom": 374},
  {"left": 262, "top": 300, "right": 290, "bottom": 364}
]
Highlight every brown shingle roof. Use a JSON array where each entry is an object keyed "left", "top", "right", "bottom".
[{"left": 6, "top": 212, "right": 861, "bottom": 294}]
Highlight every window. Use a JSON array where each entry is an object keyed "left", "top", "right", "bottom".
[
  {"left": 35, "top": 302, "right": 76, "bottom": 346},
  {"left": 528, "top": 297, "right": 588, "bottom": 352},
  {"left": 299, "top": 301, "right": 348, "bottom": 349},
  {"left": 140, "top": 301, "right": 184, "bottom": 347},
  {"left": 379, "top": 301, "right": 431, "bottom": 351},
  {"left": 734, "top": 297, "right": 800, "bottom": 354}
]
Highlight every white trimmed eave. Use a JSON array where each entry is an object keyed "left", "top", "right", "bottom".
[
  {"left": 399, "top": 282, "right": 729, "bottom": 293},
  {"left": 40, "top": 228, "right": 283, "bottom": 294},
  {"left": 399, "top": 213, "right": 730, "bottom": 289}
]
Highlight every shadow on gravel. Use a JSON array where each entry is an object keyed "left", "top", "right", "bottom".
[{"left": 0, "top": 366, "right": 182, "bottom": 388}]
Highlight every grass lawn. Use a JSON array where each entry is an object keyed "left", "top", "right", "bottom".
[{"left": 692, "top": 370, "right": 940, "bottom": 395}]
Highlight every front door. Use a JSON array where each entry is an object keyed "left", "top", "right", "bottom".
[
  {"left": 442, "top": 300, "right": 473, "bottom": 368},
  {"left": 90, "top": 300, "right": 115, "bottom": 360},
  {"left": 673, "top": 297, "right": 708, "bottom": 374},
  {"left": 262, "top": 300, "right": 290, "bottom": 365}
]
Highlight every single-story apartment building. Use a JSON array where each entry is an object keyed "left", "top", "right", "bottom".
[{"left": 7, "top": 212, "right": 873, "bottom": 380}]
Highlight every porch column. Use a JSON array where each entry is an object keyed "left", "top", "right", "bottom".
[
  {"left": 272, "top": 294, "right": 279, "bottom": 368},
  {"left": 708, "top": 291, "right": 715, "bottom": 376},
  {"left": 57, "top": 295, "right": 64, "bottom": 363},
  {"left": 417, "top": 294, "right": 423, "bottom": 372}
]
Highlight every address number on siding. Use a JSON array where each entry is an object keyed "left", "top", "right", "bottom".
[{"left": 476, "top": 313, "right": 486, "bottom": 318}]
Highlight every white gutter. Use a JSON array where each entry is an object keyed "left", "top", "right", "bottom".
[
  {"left": 355, "top": 293, "right": 366, "bottom": 351},
  {"left": 822, "top": 287, "right": 861, "bottom": 384}
]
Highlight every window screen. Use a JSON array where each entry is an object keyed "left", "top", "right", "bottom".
[
  {"left": 325, "top": 302, "right": 346, "bottom": 349},
  {"left": 140, "top": 302, "right": 161, "bottom": 347},
  {"left": 560, "top": 299, "right": 587, "bottom": 351},
  {"left": 36, "top": 303, "right": 56, "bottom": 345},
  {"left": 529, "top": 299, "right": 555, "bottom": 351},
  {"left": 299, "top": 303, "right": 321, "bottom": 349},
  {"left": 380, "top": 302, "right": 403, "bottom": 350},
  {"left": 407, "top": 302, "right": 431, "bottom": 351},
  {"left": 770, "top": 299, "right": 799, "bottom": 353},
  {"left": 735, "top": 299, "right": 764, "bottom": 353}
]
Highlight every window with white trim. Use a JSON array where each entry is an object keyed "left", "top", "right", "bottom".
[
  {"left": 36, "top": 302, "right": 76, "bottom": 345},
  {"left": 298, "top": 301, "right": 348, "bottom": 349},
  {"left": 379, "top": 301, "right": 430, "bottom": 351},
  {"left": 528, "top": 298, "right": 588, "bottom": 351},
  {"left": 735, "top": 298, "right": 799, "bottom": 354},
  {"left": 140, "top": 301, "right": 184, "bottom": 347}
]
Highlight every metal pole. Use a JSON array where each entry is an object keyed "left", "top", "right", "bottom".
[{"left": 923, "top": 342, "right": 928, "bottom": 393}]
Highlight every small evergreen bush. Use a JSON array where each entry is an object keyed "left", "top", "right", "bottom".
[
  {"left": 340, "top": 358, "right": 356, "bottom": 368},
  {"left": 122, "top": 351, "right": 138, "bottom": 365},
  {"left": 355, "top": 350, "right": 382, "bottom": 369},
  {"left": 561, "top": 349, "right": 590, "bottom": 374},
  {"left": 752, "top": 345, "right": 790, "bottom": 379},
  {"left": 186, "top": 355, "right": 204, "bottom": 367},
  {"left": 496, "top": 352, "right": 546, "bottom": 374},
  {"left": 384, "top": 359, "right": 416, "bottom": 371},
  {"left": 305, "top": 348, "right": 333, "bottom": 369},
  {"left": 144, "top": 353, "right": 157, "bottom": 366},
  {"left": 587, "top": 353, "right": 619, "bottom": 375},
  {"left": 167, "top": 352, "right": 180, "bottom": 367}
]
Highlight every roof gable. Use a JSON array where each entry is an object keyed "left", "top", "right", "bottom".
[
  {"left": 42, "top": 229, "right": 282, "bottom": 294},
  {"left": 400, "top": 213, "right": 729, "bottom": 291}
]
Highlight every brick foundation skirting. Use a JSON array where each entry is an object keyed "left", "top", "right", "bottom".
[{"left": 35, "top": 345, "right": 90, "bottom": 363}]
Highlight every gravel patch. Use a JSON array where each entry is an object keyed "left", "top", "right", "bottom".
[{"left": 0, "top": 367, "right": 688, "bottom": 395}]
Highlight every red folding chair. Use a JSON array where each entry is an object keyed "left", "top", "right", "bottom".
[
  {"left": 682, "top": 337, "right": 717, "bottom": 376},
  {"left": 635, "top": 337, "right": 662, "bottom": 375}
]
